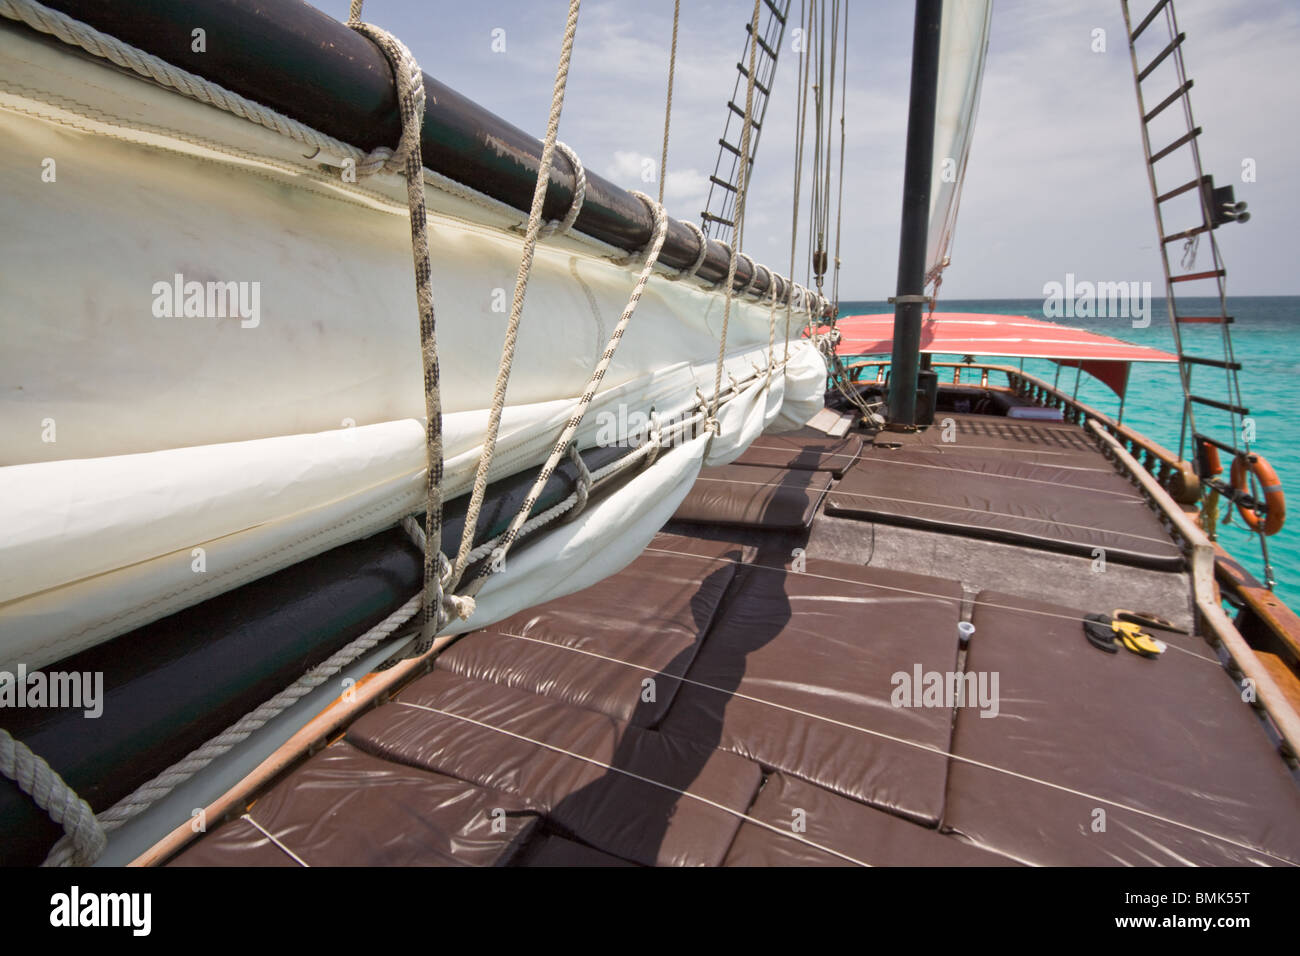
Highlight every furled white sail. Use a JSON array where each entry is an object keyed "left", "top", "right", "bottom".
[
  {"left": 926, "top": 0, "right": 993, "bottom": 284},
  {"left": 0, "top": 24, "right": 827, "bottom": 669}
]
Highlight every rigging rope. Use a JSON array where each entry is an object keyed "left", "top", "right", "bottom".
[
  {"left": 344, "top": 0, "right": 449, "bottom": 657},
  {"left": 831, "top": 2, "right": 848, "bottom": 311},
  {"left": 465, "top": 192, "right": 669, "bottom": 595},
  {"left": 807, "top": 0, "right": 824, "bottom": 291},
  {"left": 658, "top": 0, "right": 680, "bottom": 207},
  {"left": 449, "top": 0, "right": 583, "bottom": 592},
  {"left": 785, "top": 0, "right": 813, "bottom": 360}
]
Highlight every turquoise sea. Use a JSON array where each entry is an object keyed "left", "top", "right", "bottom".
[{"left": 837, "top": 296, "right": 1300, "bottom": 613}]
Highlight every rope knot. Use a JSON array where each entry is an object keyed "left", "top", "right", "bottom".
[
  {"left": 567, "top": 443, "right": 594, "bottom": 518},
  {"left": 442, "top": 593, "right": 476, "bottom": 621},
  {"left": 679, "top": 220, "right": 710, "bottom": 279},
  {"left": 346, "top": 7, "right": 427, "bottom": 179},
  {"left": 612, "top": 191, "right": 668, "bottom": 268},
  {"left": 536, "top": 141, "right": 586, "bottom": 239},
  {"left": 646, "top": 410, "right": 663, "bottom": 466}
]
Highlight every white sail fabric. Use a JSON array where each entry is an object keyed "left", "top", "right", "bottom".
[
  {"left": 0, "top": 25, "right": 828, "bottom": 669},
  {"left": 926, "top": 0, "right": 993, "bottom": 284}
]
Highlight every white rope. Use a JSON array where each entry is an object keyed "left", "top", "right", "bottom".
[
  {"left": 0, "top": 728, "right": 105, "bottom": 866},
  {"left": 40, "top": 591, "right": 423, "bottom": 866},
  {"left": 567, "top": 443, "right": 594, "bottom": 517},
  {"left": 465, "top": 191, "right": 669, "bottom": 595},
  {"left": 831, "top": 1, "right": 849, "bottom": 311},
  {"left": 0, "top": 0, "right": 367, "bottom": 164},
  {"left": 767, "top": 269, "right": 782, "bottom": 370},
  {"left": 460, "top": 438, "right": 656, "bottom": 566},
  {"left": 342, "top": 0, "right": 449, "bottom": 657},
  {"left": 242, "top": 814, "right": 310, "bottom": 867},
  {"left": 657, "top": 0, "right": 680, "bottom": 207},
  {"left": 395, "top": 400, "right": 696, "bottom": 615},
  {"left": 647, "top": 410, "right": 664, "bottom": 465},
  {"left": 680, "top": 220, "right": 711, "bottom": 279},
  {"left": 737, "top": 252, "right": 759, "bottom": 297},
  {"left": 450, "top": 0, "right": 583, "bottom": 591},
  {"left": 710, "top": 242, "right": 733, "bottom": 290},
  {"left": 786, "top": 0, "right": 814, "bottom": 359},
  {"left": 537, "top": 141, "right": 586, "bottom": 239}
]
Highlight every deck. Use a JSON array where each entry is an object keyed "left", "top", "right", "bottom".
[{"left": 169, "top": 404, "right": 1300, "bottom": 867}]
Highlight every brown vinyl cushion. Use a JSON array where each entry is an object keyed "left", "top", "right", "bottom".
[
  {"left": 673, "top": 464, "right": 833, "bottom": 530},
  {"left": 169, "top": 741, "right": 537, "bottom": 867},
  {"left": 826, "top": 447, "right": 1185, "bottom": 570},
  {"left": 735, "top": 433, "right": 864, "bottom": 477},
  {"left": 858, "top": 447, "right": 1142, "bottom": 494},
  {"left": 724, "top": 773, "right": 1018, "bottom": 867},
  {"left": 515, "top": 834, "right": 639, "bottom": 867},
  {"left": 944, "top": 589, "right": 1300, "bottom": 866},
  {"left": 435, "top": 533, "right": 742, "bottom": 726},
  {"left": 345, "top": 670, "right": 763, "bottom": 866},
  {"left": 875, "top": 412, "right": 1107, "bottom": 467},
  {"left": 168, "top": 816, "right": 299, "bottom": 867},
  {"left": 658, "top": 558, "right": 964, "bottom": 825}
]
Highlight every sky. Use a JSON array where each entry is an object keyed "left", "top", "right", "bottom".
[{"left": 310, "top": 1, "right": 1300, "bottom": 299}]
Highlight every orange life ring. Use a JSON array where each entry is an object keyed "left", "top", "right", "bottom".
[{"left": 1230, "top": 453, "right": 1285, "bottom": 536}]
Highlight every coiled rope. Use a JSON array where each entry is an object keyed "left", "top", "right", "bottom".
[{"left": 0, "top": 728, "right": 104, "bottom": 866}]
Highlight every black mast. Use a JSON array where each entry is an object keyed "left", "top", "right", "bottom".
[{"left": 887, "top": 0, "right": 943, "bottom": 429}]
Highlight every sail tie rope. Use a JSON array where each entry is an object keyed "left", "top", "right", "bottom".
[
  {"left": 647, "top": 411, "right": 664, "bottom": 465},
  {"left": 537, "top": 141, "right": 586, "bottom": 239},
  {"left": 448, "top": 0, "right": 583, "bottom": 594},
  {"left": 342, "top": 0, "right": 449, "bottom": 656},
  {"left": 766, "top": 268, "right": 781, "bottom": 381},
  {"left": 567, "top": 443, "right": 594, "bottom": 517},
  {"left": 680, "top": 220, "right": 711, "bottom": 279},
  {"left": 737, "top": 252, "right": 759, "bottom": 297},
  {"left": 464, "top": 191, "right": 669, "bottom": 595},
  {"left": 710, "top": 242, "right": 733, "bottom": 290}
]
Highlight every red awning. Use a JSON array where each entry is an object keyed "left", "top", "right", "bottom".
[{"left": 831, "top": 312, "right": 1177, "bottom": 398}]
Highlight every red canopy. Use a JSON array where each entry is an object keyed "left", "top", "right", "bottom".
[{"left": 830, "top": 312, "right": 1177, "bottom": 398}]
